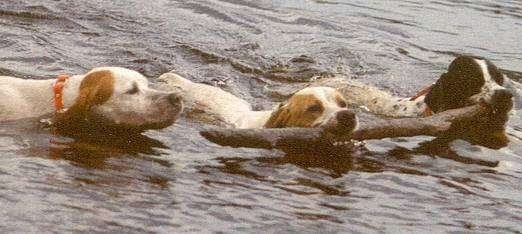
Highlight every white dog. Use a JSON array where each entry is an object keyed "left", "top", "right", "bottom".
[
  {"left": 157, "top": 72, "right": 358, "bottom": 131},
  {"left": 0, "top": 67, "right": 183, "bottom": 131}
]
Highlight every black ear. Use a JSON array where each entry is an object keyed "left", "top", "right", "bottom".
[
  {"left": 425, "top": 56, "right": 487, "bottom": 113},
  {"left": 485, "top": 59, "right": 504, "bottom": 85},
  {"left": 424, "top": 73, "right": 449, "bottom": 113}
]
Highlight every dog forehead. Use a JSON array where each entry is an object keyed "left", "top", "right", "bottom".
[
  {"left": 91, "top": 67, "right": 148, "bottom": 90},
  {"left": 293, "top": 87, "right": 338, "bottom": 103},
  {"left": 475, "top": 58, "right": 504, "bottom": 87}
]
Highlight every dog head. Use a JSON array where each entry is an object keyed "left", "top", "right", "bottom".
[
  {"left": 264, "top": 87, "right": 357, "bottom": 133},
  {"left": 55, "top": 67, "right": 183, "bottom": 132},
  {"left": 425, "top": 56, "right": 513, "bottom": 114},
  {"left": 424, "top": 56, "right": 513, "bottom": 148}
]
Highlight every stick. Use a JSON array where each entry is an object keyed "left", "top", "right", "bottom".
[{"left": 200, "top": 104, "right": 489, "bottom": 149}]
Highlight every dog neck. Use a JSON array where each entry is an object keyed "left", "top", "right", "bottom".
[
  {"left": 234, "top": 110, "right": 273, "bottom": 129},
  {"left": 19, "top": 75, "right": 84, "bottom": 118}
]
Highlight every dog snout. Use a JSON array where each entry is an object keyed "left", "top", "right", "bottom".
[
  {"left": 336, "top": 110, "right": 356, "bottom": 126},
  {"left": 322, "top": 109, "right": 358, "bottom": 135},
  {"left": 168, "top": 93, "right": 183, "bottom": 106},
  {"left": 493, "top": 89, "right": 513, "bottom": 101},
  {"left": 491, "top": 89, "right": 513, "bottom": 114}
]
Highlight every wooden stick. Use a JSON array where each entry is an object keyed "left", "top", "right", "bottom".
[{"left": 200, "top": 104, "right": 489, "bottom": 149}]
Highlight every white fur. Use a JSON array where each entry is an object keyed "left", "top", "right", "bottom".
[
  {"left": 0, "top": 67, "right": 182, "bottom": 128},
  {"left": 157, "top": 72, "right": 253, "bottom": 127},
  {"left": 0, "top": 75, "right": 82, "bottom": 120}
]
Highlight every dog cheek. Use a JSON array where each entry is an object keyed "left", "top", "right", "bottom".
[{"left": 264, "top": 107, "right": 289, "bottom": 128}]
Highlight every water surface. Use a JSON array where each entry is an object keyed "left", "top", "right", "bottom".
[{"left": 0, "top": 0, "right": 521, "bottom": 232}]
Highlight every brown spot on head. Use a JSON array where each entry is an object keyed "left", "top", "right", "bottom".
[
  {"left": 264, "top": 94, "right": 324, "bottom": 128},
  {"left": 335, "top": 93, "right": 347, "bottom": 108},
  {"left": 54, "top": 70, "right": 115, "bottom": 127}
]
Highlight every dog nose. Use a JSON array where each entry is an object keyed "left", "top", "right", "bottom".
[
  {"left": 491, "top": 89, "right": 513, "bottom": 114},
  {"left": 336, "top": 110, "right": 356, "bottom": 124},
  {"left": 168, "top": 93, "right": 182, "bottom": 105},
  {"left": 493, "top": 89, "right": 513, "bottom": 101}
]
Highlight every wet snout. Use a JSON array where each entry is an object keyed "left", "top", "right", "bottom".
[
  {"left": 491, "top": 89, "right": 513, "bottom": 114},
  {"left": 168, "top": 92, "right": 183, "bottom": 107},
  {"left": 493, "top": 89, "right": 513, "bottom": 101},
  {"left": 323, "top": 109, "right": 358, "bottom": 135},
  {"left": 336, "top": 110, "right": 357, "bottom": 130},
  {"left": 163, "top": 91, "right": 183, "bottom": 115}
]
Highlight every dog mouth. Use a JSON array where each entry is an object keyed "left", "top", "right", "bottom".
[
  {"left": 319, "top": 110, "right": 358, "bottom": 135},
  {"left": 491, "top": 92, "right": 513, "bottom": 115},
  {"left": 91, "top": 110, "right": 180, "bottom": 132},
  {"left": 65, "top": 102, "right": 181, "bottom": 133},
  {"left": 473, "top": 90, "right": 513, "bottom": 116}
]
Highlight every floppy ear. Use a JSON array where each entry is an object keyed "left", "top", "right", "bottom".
[
  {"left": 54, "top": 70, "right": 115, "bottom": 126},
  {"left": 264, "top": 103, "right": 290, "bottom": 128},
  {"left": 424, "top": 73, "right": 449, "bottom": 113}
]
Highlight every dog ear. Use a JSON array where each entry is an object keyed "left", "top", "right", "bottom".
[
  {"left": 425, "top": 56, "right": 486, "bottom": 113},
  {"left": 264, "top": 103, "right": 290, "bottom": 128},
  {"left": 54, "top": 70, "right": 115, "bottom": 127},
  {"left": 424, "top": 73, "right": 449, "bottom": 113}
]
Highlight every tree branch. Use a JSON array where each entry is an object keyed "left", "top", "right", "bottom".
[{"left": 200, "top": 104, "right": 489, "bottom": 149}]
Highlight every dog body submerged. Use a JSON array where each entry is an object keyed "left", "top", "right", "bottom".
[
  {"left": 158, "top": 73, "right": 357, "bottom": 131},
  {"left": 0, "top": 67, "right": 183, "bottom": 131}
]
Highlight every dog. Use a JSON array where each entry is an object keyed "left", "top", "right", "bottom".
[
  {"left": 157, "top": 73, "right": 358, "bottom": 132},
  {"left": 313, "top": 56, "right": 515, "bottom": 147},
  {"left": 316, "top": 56, "right": 513, "bottom": 117},
  {"left": 0, "top": 67, "right": 183, "bottom": 132}
]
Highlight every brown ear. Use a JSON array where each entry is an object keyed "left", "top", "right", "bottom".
[
  {"left": 54, "top": 70, "right": 115, "bottom": 124},
  {"left": 264, "top": 104, "right": 289, "bottom": 128}
]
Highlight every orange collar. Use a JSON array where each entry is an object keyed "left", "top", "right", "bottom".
[
  {"left": 53, "top": 74, "right": 69, "bottom": 113},
  {"left": 410, "top": 83, "right": 435, "bottom": 117},
  {"left": 410, "top": 83, "right": 434, "bottom": 101}
]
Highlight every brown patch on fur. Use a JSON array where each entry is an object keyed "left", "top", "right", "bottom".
[
  {"left": 54, "top": 70, "right": 115, "bottom": 126},
  {"left": 335, "top": 93, "right": 347, "bottom": 107},
  {"left": 264, "top": 94, "right": 324, "bottom": 128}
]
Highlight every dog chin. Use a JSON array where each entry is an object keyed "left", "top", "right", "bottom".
[
  {"left": 93, "top": 112, "right": 179, "bottom": 132},
  {"left": 318, "top": 114, "right": 358, "bottom": 136}
]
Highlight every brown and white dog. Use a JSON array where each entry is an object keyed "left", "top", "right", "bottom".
[
  {"left": 157, "top": 73, "right": 358, "bottom": 132},
  {"left": 0, "top": 67, "right": 183, "bottom": 131}
]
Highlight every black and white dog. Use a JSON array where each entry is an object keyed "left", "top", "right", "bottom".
[{"left": 315, "top": 55, "right": 516, "bottom": 147}]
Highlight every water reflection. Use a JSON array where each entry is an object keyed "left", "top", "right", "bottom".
[{"left": 46, "top": 132, "right": 168, "bottom": 169}]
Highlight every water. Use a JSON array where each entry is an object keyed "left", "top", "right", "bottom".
[{"left": 0, "top": 0, "right": 521, "bottom": 232}]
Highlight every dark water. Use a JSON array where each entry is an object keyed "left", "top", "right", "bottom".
[{"left": 1, "top": 0, "right": 522, "bottom": 232}]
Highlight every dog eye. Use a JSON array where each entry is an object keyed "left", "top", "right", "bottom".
[
  {"left": 338, "top": 100, "right": 347, "bottom": 108},
  {"left": 126, "top": 83, "right": 139, "bottom": 94},
  {"left": 307, "top": 104, "right": 323, "bottom": 112}
]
